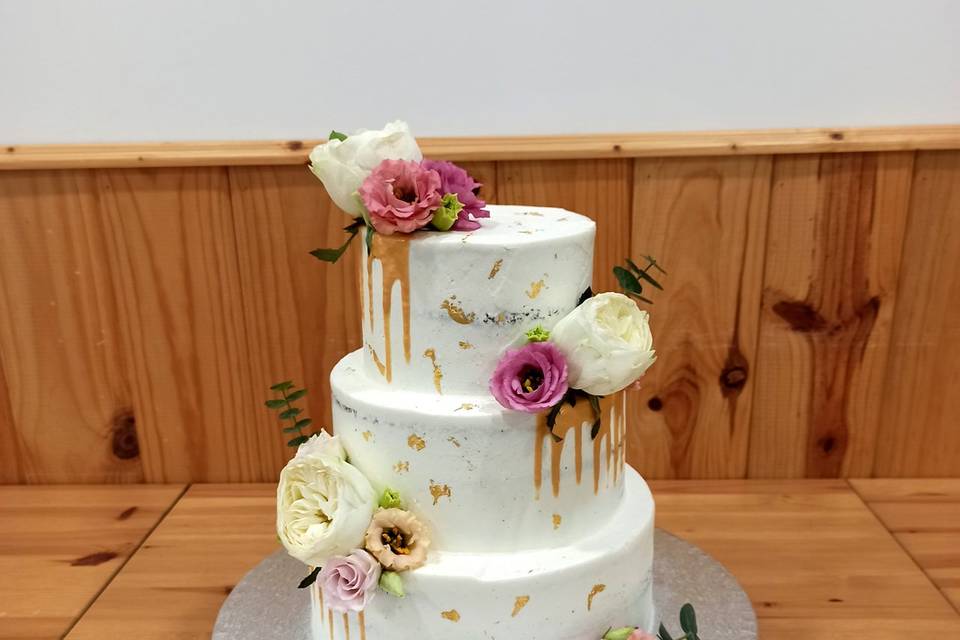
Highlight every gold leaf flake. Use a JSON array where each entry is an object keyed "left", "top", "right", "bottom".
[
  {"left": 511, "top": 596, "right": 530, "bottom": 617},
  {"left": 455, "top": 403, "right": 475, "bottom": 411},
  {"left": 526, "top": 280, "right": 546, "bottom": 299},
  {"left": 362, "top": 431, "right": 373, "bottom": 442},
  {"left": 440, "top": 609, "right": 460, "bottom": 622},
  {"left": 458, "top": 341, "right": 473, "bottom": 350},
  {"left": 587, "top": 584, "right": 606, "bottom": 611},
  {"left": 552, "top": 514, "right": 562, "bottom": 530},
  {"left": 429, "top": 481, "right": 452, "bottom": 505},
  {"left": 447, "top": 436, "right": 462, "bottom": 448},
  {"left": 495, "top": 312, "right": 506, "bottom": 325},
  {"left": 488, "top": 259, "right": 503, "bottom": 279},
  {"left": 423, "top": 348, "right": 443, "bottom": 394},
  {"left": 408, "top": 434, "right": 426, "bottom": 451},
  {"left": 394, "top": 461, "right": 410, "bottom": 474},
  {"left": 440, "top": 297, "right": 475, "bottom": 324}
]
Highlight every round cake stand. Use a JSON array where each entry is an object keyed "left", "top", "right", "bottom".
[{"left": 213, "top": 529, "right": 757, "bottom": 639}]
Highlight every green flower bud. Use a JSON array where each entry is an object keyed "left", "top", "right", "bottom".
[
  {"left": 602, "top": 627, "right": 637, "bottom": 640},
  {"left": 379, "top": 570, "right": 405, "bottom": 597},
  {"left": 525, "top": 325, "right": 551, "bottom": 343},
  {"left": 431, "top": 194, "right": 464, "bottom": 231},
  {"left": 379, "top": 487, "right": 403, "bottom": 509}
]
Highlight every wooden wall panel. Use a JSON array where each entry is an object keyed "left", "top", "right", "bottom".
[
  {"left": 496, "top": 159, "right": 632, "bottom": 293},
  {"left": 627, "top": 156, "right": 772, "bottom": 479},
  {"left": 874, "top": 151, "right": 960, "bottom": 476},
  {"left": 0, "top": 170, "right": 141, "bottom": 483},
  {"left": 748, "top": 153, "right": 913, "bottom": 478}
]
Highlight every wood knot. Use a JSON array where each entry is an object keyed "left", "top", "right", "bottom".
[
  {"left": 829, "top": 131, "right": 844, "bottom": 141},
  {"left": 71, "top": 551, "right": 118, "bottom": 566},
  {"left": 720, "top": 344, "right": 749, "bottom": 398},
  {"left": 612, "top": 144, "right": 622, "bottom": 152},
  {"left": 5, "top": 146, "right": 14, "bottom": 153},
  {"left": 111, "top": 410, "right": 140, "bottom": 460},
  {"left": 818, "top": 435, "right": 837, "bottom": 454},
  {"left": 772, "top": 300, "right": 828, "bottom": 333},
  {"left": 285, "top": 140, "right": 304, "bottom": 151},
  {"left": 720, "top": 366, "right": 748, "bottom": 391},
  {"left": 647, "top": 396, "right": 663, "bottom": 412},
  {"left": 116, "top": 506, "right": 138, "bottom": 521}
]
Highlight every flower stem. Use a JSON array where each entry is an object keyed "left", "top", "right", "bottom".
[{"left": 281, "top": 388, "right": 304, "bottom": 439}]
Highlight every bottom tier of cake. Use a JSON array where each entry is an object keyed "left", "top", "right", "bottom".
[{"left": 311, "top": 467, "right": 656, "bottom": 640}]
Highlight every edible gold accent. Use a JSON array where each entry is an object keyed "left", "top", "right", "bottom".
[
  {"left": 429, "top": 481, "right": 452, "bottom": 505},
  {"left": 368, "top": 345, "right": 387, "bottom": 379},
  {"left": 441, "top": 609, "right": 460, "bottom": 622},
  {"left": 534, "top": 391, "right": 625, "bottom": 498},
  {"left": 526, "top": 279, "right": 546, "bottom": 299},
  {"left": 495, "top": 312, "right": 506, "bottom": 325},
  {"left": 458, "top": 341, "right": 473, "bottom": 349},
  {"left": 448, "top": 435, "right": 462, "bottom": 447},
  {"left": 365, "top": 234, "right": 412, "bottom": 383},
  {"left": 587, "top": 584, "right": 606, "bottom": 611},
  {"left": 408, "top": 434, "right": 426, "bottom": 451},
  {"left": 441, "top": 297, "right": 475, "bottom": 324},
  {"left": 362, "top": 431, "right": 373, "bottom": 442},
  {"left": 394, "top": 461, "right": 410, "bottom": 474},
  {"left": 423, "top": 348, "right": 443, "bottom": 394},
  {"left": 456, "top": 403, "right": 475, "bottom": 411},
  {"left": 512, "top": 595, "right": 530, "bottom": 617},
  {"left": 552, "top": 514, "right": 562, "bottom": 530},
  {"left": 488, "top": 259, "right": 503, "bottom": 279}
]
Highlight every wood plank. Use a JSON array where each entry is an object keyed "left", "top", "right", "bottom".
[
  {"left": 0, "top": 484, "right": 184, "bottom": 639},
  {"left": 874, "top": 151, "right": 960, "bottom": 477},
  {"left": 4, "top": 125, "right": 960, "bottom": 169},
  {"left": 851, "top": 479, "right": 960, "bottom": 611},
  {"left": 95, "top": 168, "right": 265, "bottom": 483},
  {"left": 653, "top": 479, "right": 960, "bottom": 638},
  {"left": 497, "top": 158, "right": 632, "bottom": 294},
  {"left": 748, "top": 152, "right": 914, "bottom": 478},
  {"left": 0, "top": 170, "right": 142, "bottom": 483},
  {"left": 66, "top": 484, "right": 277, "bottom": 640},
  {"left": 627, "top": 156, "right": 772, "bottom": 478}
]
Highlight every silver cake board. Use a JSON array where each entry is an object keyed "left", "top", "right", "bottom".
[{"left": 213, "top": 529, "right": 757, "bottom": 639}]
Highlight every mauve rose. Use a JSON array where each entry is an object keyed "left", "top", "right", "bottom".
[
  {"left": 358, "top": 159, "right": 442, "bottom": 235},
  {"left": 490, "top": 342, "right": 568, "bottom": 413},
  {"left": 318, "top": 549, "right": 381, "bottom": 612},
  {"left": 421, "top": 160, "right": 490, "bottom": 231}
]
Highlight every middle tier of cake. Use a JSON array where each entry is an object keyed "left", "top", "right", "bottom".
[{"left": 332, "top": 350, "right": 631, "bottom": 552}]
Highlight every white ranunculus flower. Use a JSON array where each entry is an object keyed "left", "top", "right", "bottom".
[
  {"left": 308, "top": 120, "right": 422, "bottom": 217},
  {"left": 276, "top": 432, "right": 377, "bottom": 567},
  {"left": 551, "top": 292, "right": 656, "bottom": 396}
]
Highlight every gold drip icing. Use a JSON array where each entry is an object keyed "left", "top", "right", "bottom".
[
  {"left": 364, "top": 233, "right": 412, "bottom": 383},
  {"left": 488, "top": 259, "right": 503, "bottom": 279},
  {"left": 367, "top": 345, "right": 387, "bottom": 379},
  {"left": 423, "top": 348, "right": 443, "bottom": 393},
  {"left": 512, "top": 596, "right": 530, "bottom": 617},
  {"left": 526, "top": 279, "right": 546, "bottom": 298},
  {"left": 441, "top": 609, "right": 461, "bottom": 622},
  {"left": 533, "top": 392, "right": 625, "bottom": 498},
  {"left": 328, "top": 609, "right": 334, "bottom": 640},
  {"left": 429, "top": 481, "right": 452, "bottom": 505},
  {"left": 407, "top": 434, "right": 426, "bottom": 451},
  {"left": 318, "top": 587, "right": 324, "bottom": 623},
  {"left": 394, "top": 461, "right": 410, "bottom": 474},
  {"left": 342, "top": 613, "right": 350, "bottom": 640},
  {"left": 587, "top": 584, "right": 606, "bottom": 611},
  {"left": 441, "top": 296, "right": 475, "bottom": 324},
  {"left": 362, "top": 430, "right": 373, "bottom": 442},
  {"left": 358, "top": 611, "right": 366, "bottom": 640},
  {"left": 458, "top": 341, "right": 474, "bottom": 349},
  {"left": 552, "top": 514, "right": 562, "bottom": 530}
]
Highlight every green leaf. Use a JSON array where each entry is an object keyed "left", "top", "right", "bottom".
[
  {"left": 279, "top": 407, "right": 302, "bottom": 420},
  {"left": 286, "top": 389, "right": 307, "bottom": 402},
  {"left": 328, "top": 130, "right": 348, "bottom": 142},
  {"left": 294, "top": 418, "right": 313, "bottom": 430},
  {"left": 659, "top": 622, "right": 674, "bottom": 640},
  {"left": 282, "top": 425, "right": 301, "bottom": 433},
  {"left": 627, "top": 291, "right": 655, "bottom": 305},
  {"left": 297, "top": 566, "right": 322, "bottom": 589},
  {"left": 644, "top": 254, "right": 668, "bottom": 275},
  {"left": 545, "top": 400, "right": 564, "bottom": 431},
  {"left": 310, "top": 227, "right": 359, "bottom": 264},
  {"left": 270, "top": 381, "right": 294, "bottom": 392},
  {"left": 626, "top": 257, "right": 664, "bottom": 290},
  {"left": 287, "top": 435, "right": 309, "bottom": 447},
  {"left": 679, "top": 603, "right": 698, "bottom": 636},
  {"left": 264, "top": 399, "right": 286, "bottom": 409},
  {"left": 577, "top": 286, "right": 594, "bottom": 305},
  {"left": 613, "top": 265, "right": 644, "bottom": 297}
]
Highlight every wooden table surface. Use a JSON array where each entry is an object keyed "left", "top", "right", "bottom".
[{"left": 2, "top": 480, "right": 958, "bottom": 639}]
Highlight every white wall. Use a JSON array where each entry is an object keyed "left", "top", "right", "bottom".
[{"left": 1, "top": 0, "right": 958, "bottom": 144}]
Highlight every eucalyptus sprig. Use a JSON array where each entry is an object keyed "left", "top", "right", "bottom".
[
  {"left": 601, "top": 602, "right": 701, "bottom": 640},
  {"left": 613, "top": 255, "right": 666, "bottom": 305},
  {"left": 264, "top": 380, "right": 320, "bottom": 447}
]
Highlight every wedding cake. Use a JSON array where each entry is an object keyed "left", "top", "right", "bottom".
[{"left": 271, "top": 122, "right": 659, "bottom": 640}]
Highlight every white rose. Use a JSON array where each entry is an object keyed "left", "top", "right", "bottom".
[
  {"left": 551, "top": 292, "right": 656, "bottom": 396},
  {"left": 276, "top": 432, "right": 377, "bottom": 567},
  {"left": 308, "top": 120, "right": 422, "bottom": 217}
]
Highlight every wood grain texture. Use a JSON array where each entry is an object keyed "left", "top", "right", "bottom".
[
  {"left": 873, "top": 151, "right": 960, "bottom": 477},
  {"left": 0, "top": 170, "right": 141, "bottom": 483},
  {"left": 627, "top": 156, "right": 772, "bottom": 478},
  {"left": 66, "top": 484, "right": 277, "bottom": 640},
  {"left": 748, "top": 153, "right": 914, "bottom": 478},
  {"left": 0, "top": 484, "right": 184, "bottom": 639},
  {"left": 497, "top": 159, "right": 632, "bottom": 294},
  {"left": 654, "top": 480, "right": 960, "bottom": 638},
  {"left": 851, "top": 479, "right": 960, "bottom": 612},
  {"left": 4, "top": 125, "right": 960, "bottom": 169}
]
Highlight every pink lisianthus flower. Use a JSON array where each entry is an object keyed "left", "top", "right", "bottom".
[
  {"left": 317, "top": 549, "right": 381, "bottom": 612},
  {"left": 629, "top": 630, "right": 656, "bottom": 640},
  {"left": 359, "top": 159, "right": 442, "bottom": 235},
  {"left": 421, "top": 160, "right": 490, "bottom": 231},
  {"left": 490, "top": 342, "right": 568, "bottom": 413}
]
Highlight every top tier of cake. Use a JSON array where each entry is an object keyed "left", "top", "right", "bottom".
[{"left": 360, "top": 205, "right": 595, "bottom": 395}]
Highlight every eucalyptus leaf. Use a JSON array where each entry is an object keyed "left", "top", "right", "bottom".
[
  {"left": 626, "top": 257, "right": 664, "bottom": 290},
  {"left": 328, "top": 130, "right": 348, "bottom": 142},
  {"left": 546, "top": 400, "right": 564, "bottom": 431},
  {"left": 628, "top": 290, "right": 654, "bottom": 305},
  {"left": 310, "top": 228, "right": 359, "bottom": 264},
  {"left": 279, "top": 407, "right": 302, "bottom": 420},
  {"left": 297, "top": 566, "right": 322, "bottom": 588},
  {"left": 270, "top": 381, "right": 294, "bottom": 392},
  {"left": 286, "top": 389, "right": 307, "bottom": 402},
  {"left": 659, "top": 622, "right": 674, "bottom": 640},
  {"left": 264, "top": 399, "right": 286, "bottom": 409},
  {"left": 282, "top": 425, "right": 301, "bottom": 433},
  {"left": 613, "top": 266, "right": 644, "bottom": 297},
  {"left": 365, "top": 225, "right": 375, "bottom": 254},
  {"left": 294, "top": 418, "right": 313, "bottom": 430},
  {"left": 578, "top": 286, "right": 594, "bottom": 305},
  {"left": 644, "top": 254, "right": 668, "bottom": 274},
  {"left": 287, "top": 435, "right": 309, "bottom": 447},
  {"left": 679, "top": 603, "right": 698, "bottom": 635}
]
